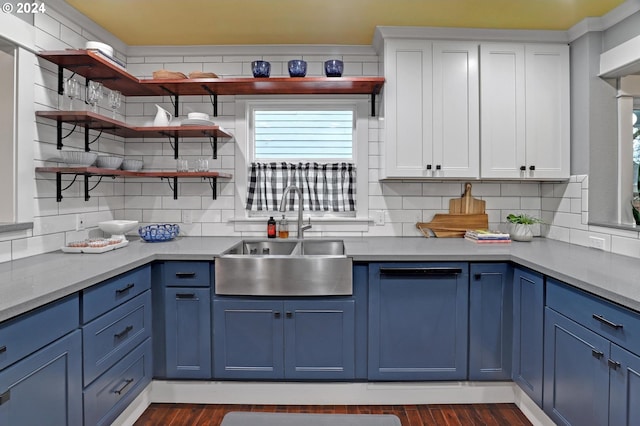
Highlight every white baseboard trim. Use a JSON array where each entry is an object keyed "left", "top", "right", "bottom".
[{"left": 113, "top": 380, "right": 555, "bottom": 426}]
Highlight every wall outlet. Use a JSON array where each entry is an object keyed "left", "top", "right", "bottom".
[
  {"left": 183, "top": 210, "right": 192, "bottom": 224},
  {"left": 589, "top": 236, "right": 605, "bottom": 250},
  {"left": 75, "top": 214, "right": 85, "bottom": 231},
  {"left": 373, "top": 210, "right": 385, "bottom": 226}
]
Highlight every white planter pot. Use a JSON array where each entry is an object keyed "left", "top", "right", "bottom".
[{"left": 509, "top": 223, "right": 534, "bottom": 242}]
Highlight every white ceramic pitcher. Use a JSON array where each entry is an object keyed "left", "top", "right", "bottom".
[{"left": 153, "top": 104, "right": 173, "bottom": 126}]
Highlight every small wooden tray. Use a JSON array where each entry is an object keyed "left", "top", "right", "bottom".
[
  {"left": 188, "top": 71, "right": 219, "bottom": 79},
  {"left": 417, "top": 213, "right": 489, "bottom": 238}
]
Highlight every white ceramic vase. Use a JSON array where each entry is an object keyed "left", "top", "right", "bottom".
[{"left": 509, "top": 223, "right": 534, "bottom": 242}]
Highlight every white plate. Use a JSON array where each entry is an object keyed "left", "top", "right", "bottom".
[
  {"left": 180, "top": 118, "right": 216, "bottom": 126},
  {"left": 61, "top": 239, "right": 128, "bottom": 253}
]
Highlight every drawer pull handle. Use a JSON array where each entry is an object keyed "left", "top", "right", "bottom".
[
  {"left": 0, "top": 390, "right": 10, "bottom": 406},
  {"left": 0, "top": 345, "right": 6, "bottom": 354},
  {"left": 113, "top": 378, "right": 134, "bottom": 395},
  {"left": 592, "top": 314, "right": 623, "bottom": 329},
  {"left": 380, "top": 267, "right": 462, "bottom": 277},
  {"left": 592, "top": 349, "right": 604, "bottom": 359},
  {"left": 176, "top": 293, "right": 196, "bottom": 299},
  {"left": 274, "top": 311, "right": 281, "bottom": 318},
  {"left": 286, "top": 311, "right": 293, "bottom": 318},
  {"left": 114, "top": 325, "right": 133, "bottom": 339},
  {"left": 175, "top": 272, "right": 196, "bottom": 278},
  {"left": 608, "top": 359, "right": 621, "bottom": 370},
  {"left": 115, "top": 283, "right": 135, "bottom": 295}
]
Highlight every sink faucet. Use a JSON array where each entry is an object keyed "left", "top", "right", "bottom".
[{"left": 279, "top": 185, "right": 312, "bottom": 239}]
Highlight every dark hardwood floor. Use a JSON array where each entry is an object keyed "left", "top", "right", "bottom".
[{"left": 133, "top": 403, "right": 533, "bottom": 426}]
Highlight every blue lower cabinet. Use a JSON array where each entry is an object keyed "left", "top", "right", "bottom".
[
  {"left": 469, "top": 263, "right": 513, "bottom": 380},
  {"left": 609, "top": 344, "right": 640, "bottom": 426},
  {"left": 213, "top": 298, "right": 355, "bottom": 380},
  {"left": 165, "top": 287, "right": 211, "bottom": 379},
  {"left": 0, "top": 330, "right": 82, "bottom": 426},
  {"left": 512, "top": 266, "right": 544, "bottom": 406},
  {"left": 283, "top": 300, "right": 355, "bottom": 380},
  {"left": 543, "top": 308, "right": 609, "bottom": 426},
  {"left": 368, "top": 262, "right": 469, "bottom": 381},
  {"left": 83, "top": 339, "right": 152, "bottom": 426}
]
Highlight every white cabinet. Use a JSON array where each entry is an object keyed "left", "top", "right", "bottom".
[
  {"left": 480, "top": 43, "right": 569, "bottom": 179},
  {"left": 382, "top": 39, "right": 479, "bottom": 179}
]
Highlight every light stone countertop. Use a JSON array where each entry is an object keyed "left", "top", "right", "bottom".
[{"left": 1, "top": 236, "right": 639, "bottom": 323}]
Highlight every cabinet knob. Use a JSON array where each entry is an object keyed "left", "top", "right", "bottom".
[
  {"left": 274, "top": 311, "right": 281, "bottom": 318},
  {"left": 473, "top": 273, "right": 482, "bottom": 280},
  {"left": 520, "top": 166, "right": 526, "bottom": 171},
  {"left": 426, "top": 164, "right": 432, "bottom": 170},
  {"left": 435, "top": 165, "right": 441, "bottom": 170},
  {"left": 529, "top": 165, "right": 536, "bottom": 171},
  {"left": 286, "top": 311, "right": 293, "bottom": 318}
]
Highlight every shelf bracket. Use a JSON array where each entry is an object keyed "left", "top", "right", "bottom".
[
  {"left": 162, "top": 132, "right": 180, "bottom": 159},
  {"left": 207, "top": 134, "right": 218, "bottom": 159},
  {"left": 371, "top": 93, "right": 377, "bottom": 117},
  {"left": 204, "top": 177, "right": 218, "bottom": 199},
  {"left": 56, "top": 120, "right": 78, "bottom": 150},
  {"left": 159, "top": 85, "right": 180, "bottom": 117},
  {"left": 84, "top": 125, "right": 103, "bottom": 151},
  {"left": 161, "top": 176, "right": 179, "bottom": 200},
  {"left": 202, "top": 86, "right": 218, "bottom": 117}
]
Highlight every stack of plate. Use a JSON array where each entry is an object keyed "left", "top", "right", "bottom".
[{"left": 181, "top": 112, "right": 215, "bottom": 126}]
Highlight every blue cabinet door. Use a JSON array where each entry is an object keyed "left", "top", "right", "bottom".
[
  {"left": 512, "top": 266, "right": 544, "bottom": 406},
  {"left": 368, "top": 262, "right": 469, "bottom": 380},
  {"left": 213, "top": 299, "right": 284, "bottom": 379},
  {"left": 283, "top": 300, "right": 355, "bottom": 380},
  {"left": 543, "top": 308, "right": 609, "bottom": 426},
  {"left": 469, "top": 263, "right": 513, "bottom": 380},
  {"left": 165, "top": 287, "right": 211, "bottom": 379},
  {"left": 609, "top": 344, "right": 640, "bottom": 426},
  {"left": 0, "top": 330, "right": 82, "bottom": 426}
]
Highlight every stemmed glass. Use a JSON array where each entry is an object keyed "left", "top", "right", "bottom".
[
  {"left": 64, "top": 77, "right": 80, "bottom": 110},
  {"left": 108, "top": 90, "right": 121, "bottom": 119},
  {"left": 86, "top": 81, "right": 104, "bottom": 113}
]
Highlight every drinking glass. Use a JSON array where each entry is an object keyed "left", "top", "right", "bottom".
[
  {"left": 108, "top": 89, "right": 121, "bottom": 119},
  {"left": 86, "top": 81, "right": 104, "bottom": 113},
  {"left": 196, "top": 158, "right": 209, "bottom": 172},
  {"left": 176, "top": 158, "right": 189, "bottom": 172},
  {"left": 64, "top": 77, "right": 80, "bottom": 110}
]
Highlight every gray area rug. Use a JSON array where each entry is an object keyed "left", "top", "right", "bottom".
[{"left": 220, "top": 411, "right": 402, "bottom": 426}]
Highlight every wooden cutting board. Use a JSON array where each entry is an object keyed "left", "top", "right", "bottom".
[
  {"left": 449, "top": 182, "right": 485, "bottom": 214},
  {"left": 416, "top": 213, "right": 489, "bottom": 238}
]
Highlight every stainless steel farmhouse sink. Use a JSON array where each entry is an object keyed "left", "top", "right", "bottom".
[{"left": 214, "top": 239, "right": 352, "bottom": 296}]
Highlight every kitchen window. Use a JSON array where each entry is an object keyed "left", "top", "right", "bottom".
[{"left": 234, "top": 98, "right": 369, "bottom": 224}]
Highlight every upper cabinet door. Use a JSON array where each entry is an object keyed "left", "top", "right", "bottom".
[
  {"left": 382, "top": 39, "right": 433, "bottom": 178},
  {"left": 432, "top": 42, "right": 480, "bottom": 178},
  {"left": 480, "top": 44, "right": 527, "bottom": 179},
  {"left": 524, "top": 44, "right": 570, "bottom": 180},
  {"left": 480, "top": 43, "right": 569, "bottom": 179}
]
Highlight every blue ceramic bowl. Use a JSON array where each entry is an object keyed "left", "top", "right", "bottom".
[
  {"left": 138, "top": 224, "right": 180, "bottom": 242},
  {"left": 324, "top": 59, "right": 344, "bottom": 77},
  {"left": 288, "top": 59, "right": 307, "bottom": 77},
  {"left": 251, "top": 60, "right": 271, "bottom": 78}
]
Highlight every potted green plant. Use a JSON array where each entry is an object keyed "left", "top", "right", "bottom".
[{"left": 506, "top": 213, "right": 543, "bottom": 242}]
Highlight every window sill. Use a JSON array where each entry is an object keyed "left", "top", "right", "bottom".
[
  {"left": 588, "top": 221, "right": 640, "bottom": 233},
  {"left": 0, "top": 222, "right": 33, "bottom": 234}
]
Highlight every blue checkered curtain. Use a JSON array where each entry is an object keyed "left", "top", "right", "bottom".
[{"left": 246, "top": 162, "right": 356, "bottom": 212}]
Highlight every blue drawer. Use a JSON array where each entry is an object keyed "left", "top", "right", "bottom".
[
  {"left": 0, "top": 294, "right": 79, "bottom": 371},
  {"left": 83, "top": 338, "right": 152, "bottom": 426},
  {"left": 82, "top": 266, "right": 151, "bottom": 323},
  {"left": 82, "top": 290, "right": 152, "bottom": 386},
  {"left": 162, "top": 261, "right": 211, "bottom": 287},
  {"left": 547, "top": 279, "right": 640, "bottom": 354}
]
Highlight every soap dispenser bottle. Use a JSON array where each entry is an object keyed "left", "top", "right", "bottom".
[
  {"left": 279, "top": 215, "right": 289, "bottom": 239},
  {"left": 267, "top": 216, "right": 276, "bottom": 238}
]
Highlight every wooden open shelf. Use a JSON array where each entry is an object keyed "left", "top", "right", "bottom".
[
  {"left": 38, "top": 50, "right": 385, "bottom": 115},
  {"left": 35, "top": 167, "right": 232, "bottom": 201},
  {"left": 35, "top": 111, "right": 232, "bottom": 139}
]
